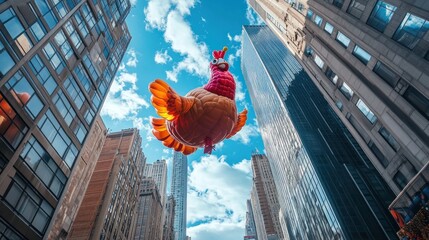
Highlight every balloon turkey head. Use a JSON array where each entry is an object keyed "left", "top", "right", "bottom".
[
  {"left": 149, "top": 46, "right": 248, "bottom": 155},
  {"left": 204, "top": 47, "right": 235, "bottom": 100}
]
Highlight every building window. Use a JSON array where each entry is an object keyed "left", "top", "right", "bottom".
[
  {"left": 368, "top": 141, "right": 389, "bottom": 167},
  {"left": 20, "top": 136, "right": 67, "bottom": 197},
  {"left": 336, "top": 31, "right": 351, "bottom": 48},
  {"left": 352, "top": 45, "right": 371, "bottom": 65},
  {"left": 339, "top": 82, "right": 353, "bottom": 100},
  {"left": 324, "top": 22, "right": 334, "bottom": 34},
  {"left": 63, "top": 75, "right": 85, "bottom": 109},
  {"left": 306, "top": 9, "right": 313, "bottom": 20},
  {"left": 367, "top": 1, "right": 397, "bottom": 32},
  {"left": 314, "top": 55, "right": 324, "bottom": 69},
  {"left": 37, "top": 110, "right": 78, "bottom": 167},
  {"left": 356, "top": 99, "right": 377, "bottom": 124},
  {"left": 313, "top": 15, "right": 323, "bottom": 27},
  {"left": 28, "top": 54, "right": 57, "bottom": 94},
  {"left": 64, "top": 21, "right": 83, "bottom": 50},
  {"left": 4, "top": 174, "right": 54, "bottom": 234},
  {"left": 325, "top": 67, "right": 338, "bottom": 84},
  {"left": 84, "top": 107, "right": 94, "bottom": 125},
  {"left": 335, "top": 100, "right": 343, "bottom": 110},
  {"left": 0, "top": 217, "right": 25, "bottom": 239},
  {"left": 72, "top": 120, "right": 87, "bottom": 143},
  {"left": 0, "top": 8, "right": 33, "bottom": 55},
  {"left": 74, "top": 63, "right": 92, "bottom": 93},
  {"left": 347, "top": 0, "right": 368, "bottom": 19},
  {"left": 5, "top": 70, "right": 44, "bottom": 119},
  {"left": 83, "top": 55, "right": 99, "bottom": 82},
  {"left": 379, "top": 127, "right": 400, "bottom": 152},
  {"left": 333, "top": 0, "right": 344, "bottom": 9},
  {"left": 0, "top": 37, "right": 15, "bottom": 78},
  {"left": 403, "top": 86, "right": 429, "bottom": 120},
  {"left": 393, "top": 13, "right": 429, "bottom": 50},
  {"left": 393, "top": 171, "right": 408, "bottom": 189},
  {"left": 30, "top": 20, "right": 47, "bottom": 42},
  {"left": 372, "top": 61, "right": 399, "bottom": 88},
  {"left": 0, "top": 93, "right": 28, "bottom": 149},
  {"left": 54, "top": 30, "right": 73, "bottom": 60},
  {"left": 81, "top": 3, "right": 95, "bottom": 29},
  {"left": 92, "top": 93, "right": 101, "bottom": 110},
  {"left": 74, "top": 11, "right": 89, "bottom": 39},
  {"left": 52, "top": 90, "right": 76, "bottom": 126},
  {"left": 34, "top": 0, "right": 58, "bottom": 30},
  {"left": 53, "top": 0, "right": 68, "bottom": 18},
  {"left": 42, "top": 42, "right": 66, "bottom": 74}
]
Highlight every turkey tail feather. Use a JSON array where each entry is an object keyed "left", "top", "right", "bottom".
[
  {"left": 151, "top": 117, "right": 197, "bottom": 155},
  {"left": 226, "top": 109, "right": 248, "bottom": 139}
]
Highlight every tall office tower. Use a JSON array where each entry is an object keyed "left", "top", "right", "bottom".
[
  {"left": 250, "top": 154, "right": 283, "bottom": 240},
  {"left": 134, "top": 177, "right": 163, "bottom": 240},
  {"left": 242, "top": 25, "right": 399, "bottom": 239},
  {"left": 171, "top": 151, "right": 188, "bottom": 240},
  {"left": 163, "top": 195, "right": 176, "bottom": 240},
  {"left": 248, "top": 0, "right": 429, "bottom": 199},
  {"left": 144, "top": 159, "right": 168, "bottom": 206},
  {"left": 244, "top": 199, "right": 258, "bottom": 240},
  {"left": 70, "top": 128, "right": 145, "bottom": 239},
  {"left": 0, "top": 0, "right": 131, "bottom": 239}
]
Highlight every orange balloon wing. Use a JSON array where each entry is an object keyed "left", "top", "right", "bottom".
[
  {"left": 149, "top": 79, "right": 195, "bottom": 121},
  {"left": 226, "top": 109, "right": 248, "bottom": 139}
]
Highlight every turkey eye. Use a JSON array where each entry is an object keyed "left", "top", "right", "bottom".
[{"left": 212, "top": 59, "right": 218, "bottom": 64}]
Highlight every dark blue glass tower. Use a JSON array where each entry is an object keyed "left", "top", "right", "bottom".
[{"left": 241, "top": 25, "right": 399, "bottom": 239}]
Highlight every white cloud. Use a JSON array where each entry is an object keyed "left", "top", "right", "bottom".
[
  {"left": 132, "top": 117, "right": 154, "bottom": 142},
  {"left": 126, "top": 49, "right": 138, "bottom": 67},
  {"left": 188, "top": 220, "right": 246, "bottom": 240},
  {"left": 227, "top": 33, "right": 242, "bottom": 43},
  {"left": 171, "top": 0, "right": 196, "bottom": 15},
  {"left": 101, "top": 71, "right": 149, "bottom": 120},
  {"left": 232, "top": 159, "right": 252, "bottom": 175},
  {"left": 144, "top": 0, "right": 171, "bottom": 29},
  {"left": 154, "top": 50, "right": 172, "bottom": 64},
  {"left": 187, "top": 155, "right": 252, "bottom": 240},
  {"left": 230, "top": 124, "right": 260, "bottom": 144},
  {"left": 164, "top": 10, "right": 210, "bottom": 82},
  {"left": 246, "top": 2, "right": 264, "bottom": 25},
  {"left": 201, "top": 17, "right": 206, "bottom": 22},
  {"left": 130, "top": 0, "right": 137, "bottom": 7}
]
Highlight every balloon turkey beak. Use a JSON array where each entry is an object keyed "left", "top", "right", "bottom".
[{"left": 218, "top": 63, "right": 229, "bottom": 71}]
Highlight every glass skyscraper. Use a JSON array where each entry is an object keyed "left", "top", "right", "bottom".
[
  {"left": 171, "top": 151, "right": 187, "bottom": 240},
  {"left": 0, "top": 0, "right": 131, "bottom": 239},
  {"left": 242, "top": 25, "right": 399, "bottom": 239}
]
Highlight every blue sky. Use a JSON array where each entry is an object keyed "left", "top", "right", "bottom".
[{"left": 100, "top": 0, "right": 264, "bottom": 239}]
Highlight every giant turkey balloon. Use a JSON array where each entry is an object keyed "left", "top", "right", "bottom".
[{"left": 149, "top": 47, "right": 248, "bottom": 155}]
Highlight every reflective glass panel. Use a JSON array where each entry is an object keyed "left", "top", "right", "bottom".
[
  {"left": 356, "top": 99, "right": 377, "bottom": 124},
  {"left": 352, "top": 45, "right": 371, "bottom": 65},
  {"left": 336, "top": 31, "right": 350, "bottom": 48},
  {"left": 324, "top": 22, "right": 334, "bottom": 34},
  {"left": 367, "top": 1, "right": 397, "bottom": 32},
  {"left": 393, "top": 13, "right": 429, "bottom": 49}
]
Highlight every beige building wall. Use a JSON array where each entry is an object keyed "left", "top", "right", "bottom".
[{"left": 249, "top": 0, "right": 429, "bottom": 195}]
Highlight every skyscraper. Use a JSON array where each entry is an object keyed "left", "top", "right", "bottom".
[
  {"left": 144, "top": 159, "right": 168, "bottom": 206},
  {"left": 171, "top": 151, "right": 188, "bottom": 240},
  {"left": 163, "top": 195, "right": 176, "bottom": 240},
  {"left": 242, "top": 25, "right": 398, "bottom": 239},
  {"left": 248, "top": 0, "right": 429, "bottom": 199},
  {"left": 244, "top": 199, "right": 257, "bottom": 240},
  {"left": 134, "top": 177, "right": 163, "bottom": 240},
  {"left": 70, "top": 128, "right": 145, "bottom": 239},
  {"left": 250, "top": 154, "right": 283, "bottom": 240},
  {"left": 0, "top": 0, "right": 131, "bottom": 239}
]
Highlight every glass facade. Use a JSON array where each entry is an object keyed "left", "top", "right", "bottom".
[
  {"left": 0, "top": 0, "right": 132, "bottom": 239},
  {"left": 367, "top": 1, "right": 397, "bottom": 32},
  {"left": 393, "top": 13, "right": 429, "bottom": 50},
  {"left": 242, "top": 25, "right": 398, "bottom": 239},
  {"left": 171, "top": 152, "right": 187, "bottom": 240}
]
